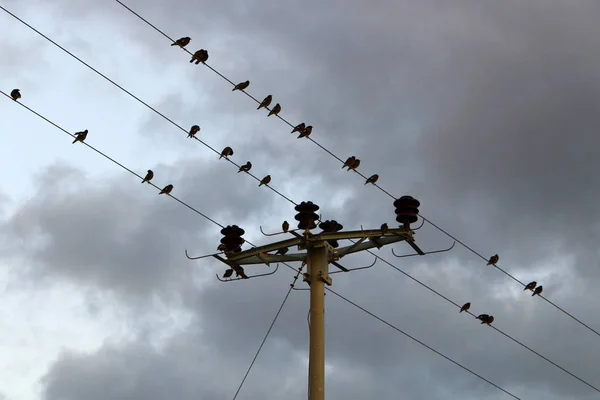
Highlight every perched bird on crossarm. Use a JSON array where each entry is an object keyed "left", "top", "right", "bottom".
[
  {"left": 217, "top": 243, "right": 227, "bottom": 252},
  {"left": 380, "top": 223, "right": 388, "bottom": 235},
  {"left": 282, "top": 221, "right": 289, "bottom": 232},
  {"left": 232, "top": 80, "right": 250, "bottom": 91},
  {"left": 276, "top": 247, "right": 289, "bottom": 255},
  {"left": 188, "top": 125, "right": 200, "bottom": 138},
  {"left": 532, "top": 285, "right": 543, "bottom": 297},
  {"left": 72, "top": 129, "right": 88, "bottom": 144},
  {"left": 141, "top": 170, "right": 154, "bottom": 184},
  {"left": 524, "top": 281, "right": 537, "bottom": 291},
  {"left": 159, "top": 184, "right": 173, "bottom": 195},
  {"left": 219, "top": 146, "right": 234, "bottom": 159},
  {"left": 259, "top": 175, "right": 271, "bottom": 187},
  {"left": 460, "top": 302, "right": 471, "bottom": 313},
  {"left": 10, "top": 89, "right": 21, "bottom": 101},
  {"left": 257, "top": 95, "right": 272, "bottom": 110},
  {"left": 486, "top": 254, "right": 499, "bottom": 266},
  {"left": 365, "top": 174, "right": 379, "bottom": 185},
  {"left": 268, "top": 103, "right": 281, "bottom": 117},
  {"left": 238, "top": 161, "right": 252, "bottom": 173},
  {"left": 190, "top": 49, "right": 209, "bottom": 64},
  {"left": 171, "top": 37, "right": 191, "bottom": 48}
]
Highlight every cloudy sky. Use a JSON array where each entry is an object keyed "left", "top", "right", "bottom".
[{"left": 1, "top": 0, "right": 600, "bottom": 399}]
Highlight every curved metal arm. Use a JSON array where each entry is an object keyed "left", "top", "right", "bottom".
[
  {"left": 330, "top": 255, "right": 378, "bottom": 274},
  {"left": 259, "top": 225, "right": 302, "bottom": 237},
  {"left": 185, "top": 249, "right": 224, "bottom": 260},
  {"left": 216, "top": 263, "right": 280, "bottom": 283},
  {"left": 391, "top": 240, "right": 456, "bottom": 258}
]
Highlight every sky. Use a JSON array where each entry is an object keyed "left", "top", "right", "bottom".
[{"left": 1, "top": 0, "right": 600, "bottom": 399}]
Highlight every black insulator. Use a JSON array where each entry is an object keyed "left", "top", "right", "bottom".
[
  {"left": 393, "top": 196, "right": 420, "bottom": 227},
  {"left": 319, "top": 220, "right": 344, "bottom": 248},
  {"left": 220, "top": 225, "right": 245, "bottom": 251},
  {"left": 294, "top": 201, "right": 320, "bottom": 230}
]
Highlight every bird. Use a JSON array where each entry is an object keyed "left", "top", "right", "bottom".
[
  {"left": 460, "top": 302, "right": 471, "bottom": 313},
  {"left": 532, "top": 285, "right": 543, "bottom": 297},
  {"left": 257, "top": 95, "right": 272, "bottom": 110},
  {"left": 232, "top": 80, "right": 250, "bottom": 91},
  {"left": 171, "top": 37, "right": 191, "bottom": 48},
  {"left": 259, "top": 175, "right": 271, "bottom": 187},
  {"left": 141, "top": 170, "right": 154, "bottom": 184},
  {"left": 282, "top": 221, "right": 289, "bottom": 232},
  {"left": 159, "top": 184, "right": 173, "bottom": 195},
  {"left": 219, "top": 146, "right": 234, "bottom": 159},
  {"left": 188, "top": 125, "right": 200, "bottom": 138},
  {"left": 342, "top": 156, "right": 356, "bottom": 169},
  {"left": 223, "top": 269, "right": 234, "bottom": 279},
  {"left": 348, "top": 158, "right": 361, "bottom": 171},
  {"left": 267, "top": 103, "right": 281, "bottom": 117},
  {"left": 380, "top": 223, "right": 388, "bottom": 235},
  {"left": 486, "top": 254, "right": 499, "bottom": 266},
  {"left": 298, "top": 125, "right": 312, "bottom": 139},
  {"left": 190, "top": 49, "right": 209, "bottom": 64},
  {"left": 10, "top": 89, "right": 21, "bottom": 101},
  {"left": 477, "top": 314, "right": 494, "bottom": 325},
  {"left": 217, "top": 243, "right": 227, "bottom": 252},
  {"left": 291, "top": 123, "right": 305, "bottom": 134},
  {"left": 524, "top": 281, "right": 537, "bottom": 291},
  {"left": 231, "top": 264, "right": 248, "bottom": 279},
  {"left": 72, "top": 129, "right": 88, "bottom": 144},
  {"left": 238, "top": 161, "right": 252, "bottom": 173},
  {"left": 276, "top": 247, "right": 289, "bottom": 255},
  {"left": 365, "top": 174, "right": 379, "bottom": 185}
]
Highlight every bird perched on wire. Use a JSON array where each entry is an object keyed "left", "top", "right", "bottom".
[
  {"left": 222, "top": 269, "right": 234, "bottom": 279},
  {"left": 10, "top": 89, "right": 21, "bottom": 101},
  {"left": 282, "top": 221, "right": 290, "bottom": 233},
  {"left": 291, "top": 122, "right": 305, "bottom": 134},
  {"left": 524, "top": 281, "right": 537, "bottom": 291},
  {"left": 238, "top": 161, "right": 252, "bottom": 173},
  {"left": 365, "top": 174, "right": 379, "bottom": 185},
  {"left": 486, "top": 254, "right": 499, "bottom": 266},
  {"left": 267, "top": 103, "right": 281, "bottom": 117},
  {"left": 298, "top": 125, "right": 312, "bottom": 139},
  {"left": 460, "top": 302, "right": 471, "bottom": 313},
  {"left": 477, "top": 314, "right": 494, "bottom": 325},
  {"left": 342, "top": 156, "right": 356, "bottom": 169},
  {"left": 171, "top": 37, "right": 191, "bottom": 48},
  {"left": 159, "top": 184, "right": 173, "bottom": 195},
  {"left": 259, "top": 175, "right": 271, "bottom": 187},
  {"left": 188, "top": 125, "right": 200, "bottom": 138},
  {"left": 219, "top": 146, "right": 234, "bottom": 159},
  {"left": 190, "top": 49, "right": 209, "bottom": 64},
  {"left": 348, "top": 158, "right": 361, "bottom": 171},
  {"left": 532, "top": 285, "right": 543, "bottom": 297},
  {"left": 380, "top": 223, "right": 388, "bottom": 235},
  {"left": 257, "top": 95, "right": 272, "bottom": 110},
  {"left": 232, "top": 80, "right": 250, "bottom": 91},
  {"left": 72, "top": 129, "right": 88, "bottom": 144},
  {"left": 141, "top": 170, "right": 154, "bottom": 184}
]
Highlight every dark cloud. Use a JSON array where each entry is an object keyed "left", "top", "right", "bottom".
[{"left": 3, "top": 0, "right": 600, "bottom": 399}]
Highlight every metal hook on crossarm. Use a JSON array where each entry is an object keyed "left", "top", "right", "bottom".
[
  {"left": 215, "top": 263, "right": 280, "bottom": 283},
  {"left": 185, "top": 249, "right": 224, "bottom": 260},
  {"left": 329, "top": 255, "right": 378, "bottom": 274},
  {"left": 391, "top": 240, "right": 456, "bottom": 258},
  {"left": 259, "top": 225, "right": 303, "bottom": 237}
]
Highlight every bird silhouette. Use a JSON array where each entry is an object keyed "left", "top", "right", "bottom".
[
  {"left": 257, "top": 95, "right": 272, "bottom": 110},
  {"left": 188, "top": 125, "right": 200, "bottom": 138},
  {"left": 171, "top": 37, "right": 191, "bottom": 48},
  {"left": 381, "top": 223, "right": 388, "bottom": 235},
  {"left": 72, "top": 129, "right": 88, "bottom": 144},
  {"left": 532, "top": 285, "right": 543, "bottom": 296},
  {"left": 232, "top": 80, "right": 250, "bottom": 91},
  {"left": 223, "top": 269, "right": 234, "bottom": 279},
  {"left": 460, "top": 302, "right": 471, "bottom": 313},
  {"left": 141, "top": 170, "right": 154, "bottom": 184},
  {"left": 190, "top": 49, "right": 209, "bottom": 64},
  {"left": 486, "top": 254, "right": 499, "bottom": 266},
  {"left": 298, "top": 125, "right": 312, "bottom": 139},
  {"left": 238, "top": 161, "right": 252, "bottom": 173},
  {"left": 524, "top": 281, "right": 537, "bottom": 291},
  {"left": 282, "top": 221, "right": 289, "bottom": 232},
  {"left": 159, "top": 184, "right": 173, "bottom": 195},
  {"left": 267, "top": 103, "right": 281, "bottom": 117},
  {"left": 259, "top": 175, "right": 271, "bottom": 187},
  {"left": 219, "top": 146, "right": 234, "bottom": 159},
  {"left": 477, "top": 314, "right": 494, "bottom": 325},
  {"left": 342, "top": 156, "right": 356, "bottom": 169},
  {"left": 217, "top": 243, "right": 227, "bottom": 252},
  {"left": 365, "top": 174, "right": 379, "bottom": 185},
  {"left": 10, "top": 89, "right": 21, "bottom": 101},
  {"left": 291, "top": 123, "right": 305, "bottom": 134},
  {"left": 348, "top": 158, "right": 361, "bottom": 171}
]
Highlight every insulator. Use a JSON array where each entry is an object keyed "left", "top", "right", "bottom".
[
  {"left": 319, "top": 220, "right": 344, "bottom": 248},
  {"left": 220, "top": 225, "right": 245, "bottom": 251},
  {"left": 393, "top": 196, "right": 420, "bottom": 226},
  {"left": 294, "top": 201, "right": 320, "bottom": 230}
]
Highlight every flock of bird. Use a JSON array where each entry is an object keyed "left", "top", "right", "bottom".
[{"left": 8, "top": 35, "right": 546, "bottom": 327}]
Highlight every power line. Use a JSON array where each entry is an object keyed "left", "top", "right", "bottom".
[
  {"left": 326, "top": 288, "right": 521, "bottom": 400},
  {"left": 109, "top": 0, "right": 600, "bottom": 339},
  {"left": 3, "top": 94, "right": 529, "bottom": 399}
]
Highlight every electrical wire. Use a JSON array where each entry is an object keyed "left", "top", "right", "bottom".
[
  {"left": 325, "top": 287, "right": 522, "bottom": 400},
  {"left": 108, "top": 0, "right": 600, "bottom": 339},
  {"left": 3, "top": 94, "right": 530, "bottom": 400}
]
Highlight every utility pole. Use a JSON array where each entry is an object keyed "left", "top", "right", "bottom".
[{"left": 201, "top": 196, "right": 431, "bottom": 400}]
